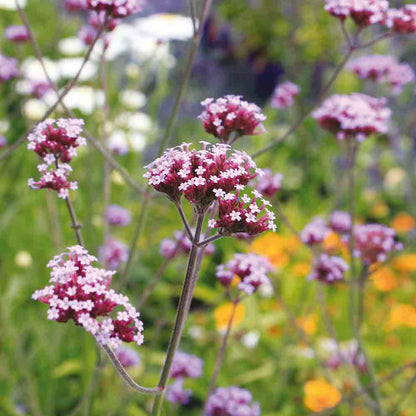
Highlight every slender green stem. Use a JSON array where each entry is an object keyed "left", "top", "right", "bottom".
[
  {"left": 176, "top": 202, "right": 194, "bottom": 241},
  {"left": 152, "top": 213, "right": 205, "bottom": 415},
  {"left": 65, "top": 197, "right": 85, "bottom": 246}
]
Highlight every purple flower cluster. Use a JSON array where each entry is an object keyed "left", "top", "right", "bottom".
[
  {"left": 4, "top": 25, "right": 30, "bottom": 43},
  {"left": 199, "top": 96, "right": 266, "bottom": 143},
  {"left": 254, "top": 169, "right": 283, "bottom": 197},
  {"left": 160, "top": 230, "right": 215, "bottom": 259},
  {"left": 86, "top": 0, "right": 144, "bottom": 18},
  {"left": 205, "top": 386, "right": 261, "bottom": 416},
  {"left": 300, "top": 218, "right": 330, "bottom": 246},
  {"left": 99, "top": 237, "right": 129, "bottom": 269},
  {"left": 27, "top": 119, "right": 86, "bottom": 199},
  {"left": 106, "top": 204, "right": 132, "bottom": 227},
  {"left": 326, "top": 341, "right": 367, "bottom": 373},
  {"left": 0, "top": 54, "right": 19, "bottom": 82},
  {"left": 32, "top": 246, "right": 144, "bottom": 349},
  {"left": 64, "top": 0, "right": 88, "bottom": 12},
  {"left": 216, "top": 253, "right": 273, "bottom": 295},
  {"left": 386, "top": 5, "right": 416, "bottom": 34},
  {"left": 312, "top": 93, "right": 391, "bottom": 142},
  {"left": 270, "top": 82, "right": 300, "bottom": 109},
  {"left": 115, "top": 345, "right": 141, "bottom": 367},
  {"left": 349, "top": 55, "right": 415, "bottom": 94},
  {"left": 329, "top": 211, "right": 352, "bottom": 234},
  {"left": 308, "top": 254, "right": 348, "bottom": 284}
]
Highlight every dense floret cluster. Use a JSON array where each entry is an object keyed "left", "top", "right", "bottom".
[
  {"left": 300, "top": 218, "right": 330, "bottom": 246},
  {"left": 0, "top": 54, "right": 19, "bottom": 81},
  {"left": 86, "top": 0, "right": 144, "bottom": 18},
  {"left": 98, "top": 237, "right": 129, "bottom": 269},
  {"left": 115, "top": 345, "right": 141, "bottom": 367},
  {"left": 329, "top": 211, "right": 352, "bottom": 234},
  {"left": 385, "top": 5, "right": 416, "bottom": 34},
  {"left": 308, "top": 254, "right": 348, "bottom": 284},
  {"left": 106, "top": 204, "right": 132, "bottom": 227},
  {"left": 270, "top": 82, "right": 300, "bottom": 109},
  {"left": 254, "top": 169, "right": 283, "bottom": 197},
  {"left": 32, "top": 246, "right": 144, "bottom": 349}
]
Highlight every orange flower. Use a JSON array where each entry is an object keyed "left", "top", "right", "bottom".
[
  {"left": 304, "top": 378, "right": 342, "bottom": 412},
  {"left": 371, "top": 202, "right": 389, "bottom": 218},
  {"left": 214, "top": 302, "right": 245, "bottom": 331},
  {"left": 292, "top": 261, "right": 311, "bottom": 278},
  {"left": 297, "top": 314, "right": 318, "bottom": 335},
  {"left": 392, "top": 254, "right": 416, "bottom": 273},
  {"left": 388, "top": 304, "right": 416, "bottom": 329},
  {"left": 390, "top": 213, "right": 415, "bottom": 233},
  {"left": 371, "top": 267, "right": 397, "bottom": 292}
]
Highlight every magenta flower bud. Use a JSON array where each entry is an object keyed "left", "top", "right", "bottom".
[
  {"left": 386, "top": 5, "right": 416, "bottom": 34},
  {"left": 308, "top": 254, "right": 348, "bottom": 284},
  {"left": 86, "top": 0, "right": 144, "bottom": 19},
  {"left": 199, "top": 95, "right": 266, "bottom": 143},
  {"left": 270, "top": 82, "right": 300, "bottom": 109},
  {"left": 4, "top": 25, "right": 30, "bottom": 43},
  {"left": 78, "top": 25, "right": 97, "bottom": 46}
]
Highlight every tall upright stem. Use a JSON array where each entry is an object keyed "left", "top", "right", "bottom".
[
  {"left": 152, "top": 213, "right": 205, "bottom": 415},
  {"left": 65, "top": 197, "right": 84, "bottom": 246}
]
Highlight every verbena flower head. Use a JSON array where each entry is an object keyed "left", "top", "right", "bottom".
[
  {"left": 312, "top": 93, "right": 391, "bottom": 141},
  {"left": 32, "top": 245, "right": 144, "bottom": 349},
  {"left": 271, "top": 82, "right": 300, "bottom": 109},
  {"left": 170, "top": 351, "right": 204, "bottom": 379},
  {"left": 86, "top": 0, "right": 144, "bottom": 18},
  {"left": 166, "top": 379, "right": 191, "bottom": 405},
  {"left": 27, "top": 118, "right": 86, "bottom": 199},
  {"left": 326, "top": 341, "right": 367, "bottom": 372},
  {"left": 0, "top": 54, "right": 19, "bottom": 81},
  {"left": 64, "top": 0, "right": 88, "bottom": 12},
  {"left": 352, "top": 224, "right": 402, "bottom": 263},
  {"left": 79, "top": 25, "right": 98, "bottom": 46},
  {"left": 349, "top": 55, "right": 415, "bottom": 94},
  {"left": 29, "top": 80, "right": 52, "bottom": 99},
  {"left": 0, "top": 135, "right": 7, "bottom": 149},
  {"left": 98, "top": 237, "right": 129, "bottom": 269},
  {"left": 254, "top": 169, "right": 283, "bottom": 197},
  {"left": 308, "top": 254, "right": 348, "bottom": 284},
  {"left": 4, "top": 25, "right": 30, "bottom": 43},
  {"left": 106, "top": 204, "right": 132, "bottom": 227},
  {"left": 209, "top": 189, "right": 276, "bottom": 235},
  {"left": 160, "top": 230, "right": 215, "bottom": 259},
  {"left": 115, "top": 345, "right": 141, "bottom": 367},
  {"left": 199, "top": 96, "right": 266, "bottom": 143},
  {"left": 386, "top": 5, "right": 416, "bottom": 34},
  {"left": 205, "top": 386, "right": 261, "bottom": 416},
  {"left": 216, "top": 253, "right": 273, "bottom": 295},
  {"left": 324, "top": 0, "right": 388, "bottom": 27},
  {"left": 330, "top": 211, "right": 352, "bottom": 234},
  {"left": 144, "top": 142, "right": 262, "bottom": 212},
  {"left": 301, "top": 218, "right": 330, "bottom": 246}
]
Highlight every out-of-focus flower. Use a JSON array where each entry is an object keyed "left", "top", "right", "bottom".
[
  {"left": 388, "top": 304, "right": 416, "bottom": 329},
  {"left": 214, "top": 303, "right": 245, "bottom": 331},
  {"left": 386, "top": 5, "right": 416, "bottom": 34},
  {"left": 349, "top": 55, "right": 415, "bottom": 94},
  {"left": 325, "top": 341, "right": 367, "bottom": 372},
  {"left": 98, "top": 237, "right": 129, "bottom": 269},
  {"left": 199, "top": 96, "right": 266, "bottom": 143},
  {"left": 170, "top": 351, "right": 204, "bottom": 379},
  {"left": 119, "top": 90, "right": 146, "bottom": 109},
  {"left": 0, "top": 0, "right": 26, "bottom": 9},
  {"left": 241, "top": 331, "right": 260, "bottom": 349},
  {"left": 297, "top": 314, "right": 318, "bottom": 335},
  {"left": 64, "top": 0, "right": 88, "bottom": 12},
  {"left": 216, "top": 253, "right": 273, "bottom": 295},
  {"left": 254, "top": 169, "right": 283, "bottom": 197},
  {"left": 0, "top": 135, "right": 7, "bottom": 149},
  {"left": 115, "top": 345, "right": 141, "bottom": 367},
  {"left": 385, "top": 167, "right": 406, "bottom": 189},
  {"left": 0, "top": 54, "right": 19, "bottom": 81},
  {"left": 79, "top": 25, "right": 98, "bottom": 46},
  {"left": 270, "top": 81, "right": 300, "bottom": 108},
  {"left": 32, "top": 245, "right": 144, "bottom": 349},
  {"left": 27, "top": 118, "right": 86, "bottom": 199},
  {"left": 166, "top": 379, "right": 191, "bottom": 405},
  {"left": 329, "top": 211, "right": 351, "bottom": 234},
  {"left": 108, "top": 130, "right": 129, "bottom": 155},
  {"left": 300, "top": 218, "right": 330, "bottom": 246},
  {"left": 135, "top": 14, "right": 194, "bottom": 41},
  {"left": 15, "top": 251, "right": 32, "bottom": 268},
  {"left": 352, "top": 224, "right": 402, "bottom": 264},
  {"left": 312, "top": 93, "right": 391, "bottom": 142},
  {"left": 304, "top": 378, "right": 342, "bottom": 412},
  {"left": 4, "top": 25, "right": 30, "bottom": 43},
  {"left": 86, "top": 0, "right": 144, "bottom": 18},
  {"left": 106, "top": 204, "right": 132, "bottom": 227},
  {"left": 371, "top": 266, "right": 397, "bottom": 292},
  {"left": 392, "top": 254, "right": 416, "bottom": 273},
  {"left": 292, "top": 261, "right": 311, "bottom": 277},
  {"left": 59, "top": 37, "right": 87, "bottom": 56},
  {"left": 308, "top": 254, "right": 348, "bottom": 284},
  {"left": 205, "top": 386, "right": 261, "bottom": 416},
  {"left": 390, "top": 213, "right": 415, "bottom": 233},
  {"left": 324, "top": 0, "right": 388, "bottom": 27}
]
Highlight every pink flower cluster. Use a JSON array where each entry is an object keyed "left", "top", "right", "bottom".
[
  {"left": 209, "top": 189, "right": 276, "bottom": 236},
  {"left": 64, "top": 0, "right": 88, "bottom": 12},
  {"left": 115, "top": 345, "right": 141, "bottom": 367},
  {"left": 0, "top": 54, "right": 19, "bottom": 82},
  {"left": 330, "top": 211, "right": 352, "bottom": 234},
  {"left": 106, "top": 204, "right": 132, "bottom": 227},
  {"left": 86, "top": 0, "right": 144, "bottom": 18},
  {"left": 312, "top": 93, "right": 391, "bottom": 141},
  {"left": 216, "top": 253, "right": 273, "bottom": 295},
  {"left": 326, "top": 342, "right": 367, "bottom": 373},
  {"left": 166, "top": 351, "right": 203, "bottom": 405},
  {"left": 99, "top": 237, "right": 129, "bottom": 269},
  {"left": 27, "top": 119, "right": 86, "bottom": 199},
  {"left": 4, "top": 25, "right": 30, "bottom": 43},
  {"left": 324, "top": 0, "right": 389, "bottom": 27},
  {"left": 386, "top": 5, "right": 416, "bottom": 34},
  {"left": 160, "top": 230, "right": 215, "bottom": 259},
  {"left": 349, "top": 55, "right": 415, "bottom": 94},
  {"left": 352, "top": 224, "right": 402, "bottom": 263},
  {"left": 205, "top": 386, "right": 261, "bottom": 416},
  {"left": 254, "top": 169, "right": 283, "bottom": 197},
  {"left": 144, "top": 142, "right": 261, "bottom": 210},
  {"left": 300, "top": 218, "right": 330, "bottom": 246},
  {"left": 308, "top": 254, "right": 348, "bottom": 284},
  {"left": 270, "top": 82, "right": 300, "bottom": 109},
  {"left": 199, "top": 96, "right": 266, "bottom": 143},
  {"left": 29, "top": 81, "right": 52, "bottom": 99},
  {"left": 32, "top": 245, "right": 144, "bottom": 349},
  {"left": 0, "top": 136, "right": 7, "bottom": 149}
]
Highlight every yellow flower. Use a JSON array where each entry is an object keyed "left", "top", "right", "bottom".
[
  {"left": 390, "top": 213, "right": 415, "bottom": 233},
  {"left": 371, "top": 267, "right": 397, "bottom": 292},
  {"left": 297, "top": 314, "right": 318, "bottom": 335},
  {"left": 388, "top": 304, "right": 416, "bottom": 329},
  {"left": 291, "top": 262, "right": 311, "bottom": 278},
  {"left": 371, "top": 202, "right": 389, "bottom": 218},
  {"left": 304, "top": 378, "right": 342, "bottom": 412},
  {"left": 214, "top": 303, "right": 245, "bottom": 331},
  {"left": 392, "top": 254, "right": 416, "bottom": 273}
]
